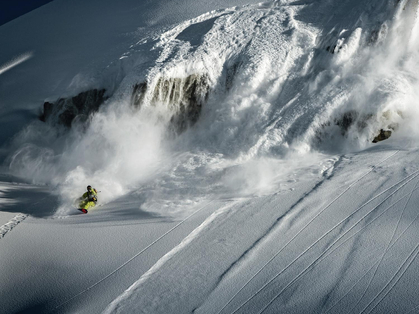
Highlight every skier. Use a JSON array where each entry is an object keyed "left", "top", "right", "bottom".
[{"left": 78, "top": 185, "right": 98, "bottom": 213}]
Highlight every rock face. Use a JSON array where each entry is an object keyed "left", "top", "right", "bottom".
[
  {"left": 316, "top": 110, "right": 397, "bottom": 147},
  {"left": 334, "top": 111, "right": 359, "bottom": 135},
  {"left": 332, "top": 110, "right": 374, "bottom": 137},
  {"left": 131, "top": 82, "right": 147, "bottom": 109},
  {"left": 40, "top": 89, "right": 108, "bottom": 127},
  {"left": 372, "top": 129, "right": 392, "bottom": 143},
  {"left": 131, "top": 74, "right": 210, "bottom": 134}
]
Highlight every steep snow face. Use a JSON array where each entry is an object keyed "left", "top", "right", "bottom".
[
  {"left": 4, "top": 0, "right": 419, "bottom": 213},
  {"left": 308, "top": 0, "right": 419, "bottom": 152}
]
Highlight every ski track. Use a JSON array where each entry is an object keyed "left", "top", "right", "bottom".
[
  {"left": 323, "top": 178, "right": 419, "bottom": 313},
  {"left": 321, "top": 189, "right": 418, "bottom": 313},
  {"left": 337, "top": 186, "right": 419, "bottom": 314},
  {"left": 323, "top": 256, "right": 385, "bottom": 314},
  {"left": 360, "top": 242, "right": 419, "bottom": 314},
  {"left": 258, "top": 182, "right": 419, "bottom": 314},
  {"left": 208, "top": 195, "right": 284, "bottom": 292},
  {"left": 243, "top": 170, "right": 419, "bottom": 314},
  {"left": 214, "top": 165, "right": 332, "bottom": 314},
  {"left": 346, "top": 177, "right": 419, "bottom": 313},
  {"left": 216, "top": 150, "right": 399, "bottom": 314},
  {"left": 317, "top": 174, "right": 410, "bottom": 310},
  {"left": 3, "top": 0, "right": 419, "bottom": 312},
  {"left": 51, "top": 200, "right": 215, "bottom": 313},
  {"left": 313, "top": 190, "right": 414, "bottom": 313},
  {"left": 0, "top": 214, "right": 27, "bottom": 239}
]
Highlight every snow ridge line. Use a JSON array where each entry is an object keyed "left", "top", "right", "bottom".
[
  {"left": 0, "top": 214, "right": 28, "bottom": 239},
  {"left": 215, "top": 150, "right": 399, "bottom": 314},
  {"left": 51, "top": 200, "right": 215, "bottom": 313}
]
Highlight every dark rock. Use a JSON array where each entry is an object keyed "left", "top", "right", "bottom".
[
  {"left": 131, "top": 74, "right": 210, "bottom": 134},
  {"left": 40, "top": 89, "right": 108, "bottom": 128},
  {"left": 334, "top": 110, "right": 358, "bottom": 135},
  {"left": 39, "top": 102, "right": 54, "bottom": 122},
  {"left": 326, "top": 45, "right": 339, "bottom": 54},
  {"left": 372, "top": 129, "right": 392, "bottom": 143},
  {"left": 131, "top": 82, "right": 147, "bottom": 107}
]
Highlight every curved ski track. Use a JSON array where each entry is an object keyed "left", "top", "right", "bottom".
[
  {"left": 234, "top": 169, "right": 419, "bottom": 314},
  {"left": 51, "top": 200, "right": 215, "bottom": 313},
  {"left": 255, "top": 172, "right": 419, "bottom": 314},
  {"left": 215, "top": 150, "right": 399, "bottom": 314}
]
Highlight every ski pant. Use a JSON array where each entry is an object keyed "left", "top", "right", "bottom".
[{"left": 79, "top": 200, "right": 96, "bottom": 210}]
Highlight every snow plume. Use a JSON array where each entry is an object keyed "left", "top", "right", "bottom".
[
  {"left": 305, "top": 0, "right": 419, "bottom": 152},
  {"left": 8, "top": 96, "right": 168, "bottom": 214},
  {"left": 6, "top": 0, "right": 419, "bottom": 214},
  {"left": 0, "top": 51, "right": 33, "bottom": 75}
]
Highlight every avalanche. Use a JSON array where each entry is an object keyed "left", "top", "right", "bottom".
[{"left": 1, "top": 0, "right": 419, "bottom": 313}]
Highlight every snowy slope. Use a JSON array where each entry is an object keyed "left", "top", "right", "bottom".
[
  {"left": 1, "top": 0, "right": 419, "bottom": 313},
  {"left": 105, "top": 146, "right": 419, "bottom": 314}
]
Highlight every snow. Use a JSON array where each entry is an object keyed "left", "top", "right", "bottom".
[
  {"left": 102, "top": 146, "right": 419, "bottom": 314},
  {"left": 0, "top": 213, "right": 27, "bottom": 238},
  {"left": 1, "top": 0, "right": 419, "bottom": 313}
]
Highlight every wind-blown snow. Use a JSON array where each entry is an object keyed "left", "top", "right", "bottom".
[
  {"left": 1, "top": 0, "right": 419, "bottom": 313},
  {"left": 0, "top": 51, "right": 33, "bottom": 75},
  {"left": 4, "top": 0, "right": 419, "bottom": 212}
]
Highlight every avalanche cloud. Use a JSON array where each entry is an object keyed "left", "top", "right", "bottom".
[{"left": 1, "top": 0, "right": 419, "bottom": 313}]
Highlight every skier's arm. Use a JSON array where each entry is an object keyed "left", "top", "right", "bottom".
[{"left": 80, "top": 192, "right": 88, "bottom": 200}]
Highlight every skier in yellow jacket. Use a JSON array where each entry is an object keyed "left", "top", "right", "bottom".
[{"left": 78, "top": 185, "right": 98, "bottom": 213}]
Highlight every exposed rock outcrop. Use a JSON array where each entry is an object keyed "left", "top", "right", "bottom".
[
  {"left": 334, "top": 110, "right": 358, "bottom": 135},
  {"left": 316, "top": 109, "right": 398, "bottom": 146},
  {"left": 131, "top": 82, "right": 147, "bottom": 109},
  {"left": 131, "top": 74, "right": 210, "bottom": 134},
  {"left": 332, "top": 110, "right": 374, "bottom": 137},
  {"left": 40, "top": 89, "right": 108, "bottom": 128},
  {"left": 372, "top": 129, "right": 392, "bottom": 143}
]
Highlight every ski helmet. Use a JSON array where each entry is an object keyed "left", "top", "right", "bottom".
[{"left": 87, "top": 185, "right": 92, "bottom": 191}]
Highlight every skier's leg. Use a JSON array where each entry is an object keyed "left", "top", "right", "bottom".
[
  {"left": 79, "top": 200, "right": 87, "bottom": 209},
  {"left": 85, "top": 201, "right": 96, "bottom": 210}
]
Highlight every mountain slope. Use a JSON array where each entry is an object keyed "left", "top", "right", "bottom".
[{"left": 1, "top": 0, "right": 419, "bottom": 313}]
